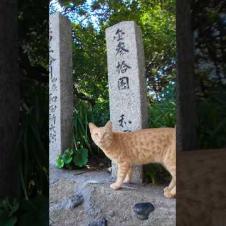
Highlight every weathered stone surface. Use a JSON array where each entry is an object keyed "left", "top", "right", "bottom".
[
  {"left": 105, "top": 21, "right": 148, "bottom": 183},
  {"left": 88, "top": 217, "right": 108, "bottom": 226},
  {"left": 49, "top": 166, "right": 175, "bottom": 226},
  {"left": 65, "top": 193, "right": 84, "bottom": 209},
  {"left": 50, "top": 193, "right": 83, "bottom": 215},
  {"left": 50, "top": 177, "right": 77, "bottom": 204},
  {"left": 133, "top": 202, "right": 155, "bottom": 220},
  {"left": 49, "top": 12, "right": 73, "bottom": 165}
]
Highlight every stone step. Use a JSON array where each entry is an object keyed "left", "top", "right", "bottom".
[{"left": 50, "top": 166, "right": 175, "bottom": 226}]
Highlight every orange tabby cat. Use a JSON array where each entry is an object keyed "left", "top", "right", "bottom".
[{"left": 88, "top": 121, "right": 176, "bottom": 198}]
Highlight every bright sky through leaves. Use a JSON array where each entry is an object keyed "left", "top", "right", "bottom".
[{"left": 49, "top": 0, "right": 100, "bottom": 29}]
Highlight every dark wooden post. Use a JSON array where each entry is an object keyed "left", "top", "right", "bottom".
[
  {"left": 176, "top": 0, "right": 198, "bottom": 151},
  {"left": 0, "top": 0, "right": 20, "bottom": 197}
]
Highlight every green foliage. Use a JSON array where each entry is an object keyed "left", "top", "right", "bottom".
[
  {"left": 56, "top": 157, "right": 65, "bottom": 169},
  {"left": 73, "top": 145, "right": 89, "bottom": 167},
  {"left": 149, "top": 100, "right": 176, "bottom": 128},
  {"left": 62, "top": 149, "right": 73, "bottom": 165},
  {"left": 56, "top": 99, "right": 109, "bottom": 169},
  {"left": 0, "top": 196, "right": 48, "bottom": 226},
  {"left": 16, "top": 1, "right": 49, "bottom": 225},
  {"left": 0, "top": 198, "right": 19, "bottom": 226},
  {"left": 17, "top": 196, "right": 48, "bottom": 226},
  {"left": 73, "top": 99, "right": 109, "bottom": 154},
  {"left": 58, "top": 0, "right": 176, "bottom": 106},
  {"left": 56, "top": 101, "right": 93, "bottom": 169},
  {"left": 197, "top": 86, "right": 226, "bottom": 148},
  {"left": 149, "top": 82, "right": 176, "bottom": 127},
  {"left": 91, "top": 98, "right": 110, "bottom": 127},
  {"left": 73, "top": 101, "right": 94, "bottom": 153},
  {"left": 18, "top": 0, "right": 48, "bottom": 68},
  {"left": 192, "top": 1, "right": 226, "bottom": 149},
  {"left": 56, "top": 146, "right": 88, "bottom": 169},
  {"left": 144, "top": 164, "right": 171, "bottom": 185},
  {"left": 72, "top": 23, "right": 109, "bottom": 104},
  {"left": 18, "top": 79, "right": 48, "bottom": 199}
]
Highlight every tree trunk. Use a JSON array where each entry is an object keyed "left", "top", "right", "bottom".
[
  {"left": 0, "top": 0, "right": 20, "bottom": 197},
  {"left": 176, "top": 0, "right": 198, "bottom": 151}
]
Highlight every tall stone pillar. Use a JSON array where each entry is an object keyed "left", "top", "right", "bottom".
[
  {"left": 106, "top": 21, "right": 148, "bottom": 183},
  {"left": 49, "top": 13, "right": 73, "bottom": 165}
]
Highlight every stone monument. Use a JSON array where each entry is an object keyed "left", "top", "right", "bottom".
[
  {"left": 105, "top": 21, "right": 148, "bottom": 183},
  {"left": 49, "top": 12, "right": 73, "bottom": 165}
]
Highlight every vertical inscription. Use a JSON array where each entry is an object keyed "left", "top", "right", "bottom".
[
  {"left": 49, "top": 19, "right": 58, "bottom": 147},
  {"left": 113, "top": 28, "right": 132, "bottom": 125},
  {"left": 106, "top": 21, "right": 148, "bottom": 184},
  {"left": 49, "top": 13, "right": 73, "bottom": 165}
]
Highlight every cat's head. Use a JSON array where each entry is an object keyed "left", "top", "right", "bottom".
[{"left": 88, "top": 121, "right": 113, "bottom": 149}]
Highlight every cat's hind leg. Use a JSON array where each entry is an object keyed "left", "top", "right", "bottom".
[
  {"left": 164, "top": 181, "right": 176, "bottom": 198},
  {"left": 163, "top": 161, "right": 176, "bottom": 198},
  {"left": 123, "top": 165, "right": 132, "bottom": 183},
  {"left": 164, "top": 184, "right": 176, "bottom": 198},
  {"left": 110, "top": 162, "right": 130, "bottom": 190},
  {"left": 164, "top": 175, "right": 176, "bottom": 191}
]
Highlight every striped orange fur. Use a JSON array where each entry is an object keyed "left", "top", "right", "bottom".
[{"left": 89, "top": 121, "right": 176, "bottom": 198}]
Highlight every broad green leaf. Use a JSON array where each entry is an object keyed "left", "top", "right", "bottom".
[
  {"left": 73, "top": 148, "right": 88, "bottom": 167},
  {"left": 56, "top": 157, "right": 64, "bottom": 169},
  {"left": 62, "top": 154, "right": 73, "bottom": 165}
]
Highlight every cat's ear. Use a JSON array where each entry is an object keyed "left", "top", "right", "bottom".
[
  {"left": 105, "top": 121, "right": 112, "bottom": 130},
  {"left": 88, "top": 122, "right": 97, "bottom": 132}
]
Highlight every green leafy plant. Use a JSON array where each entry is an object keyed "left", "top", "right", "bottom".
[
  {"left": 56, "top": 100, "right": 108, "bottom": 170},
  {"left": 149, "top": 82, "right": 176, "bottom": 128},
  {"left": 56, "top": 148, "right": 73, "bottom": 169},
  {"left": 0, "top": 198, "right": 19, "bottom": 226},
  {"left": 56, "top": 144, "right": 88, "bottom": 169},
  {"left": 17, "top": 196, "right": 48, "bottom": 226},
  {"left": 56, "top": 156, "right": 65, "bottom": 169},
  {"left": 73, "top": 144, "right": 88, "bottom": 167},
  {"left": 197, "top": 86, "right": 226, "bottom": 149},
  {"left": 149, "top": 99, "right": 176, "bottom": 128},
  {"left": 144, "top": 164, "right": 171, "bottom": 185},
  {"left": 0, "top": 196, "right": 48, "bottom": 226},
  {"left": 73, "top": 100, "right": 109, "bottom": 156},
  {"left": 18, "top": 79, "right": 48, "bottom": 199},
  {"left": 73, "top": 101, "right": 93, "bottom": 153}
]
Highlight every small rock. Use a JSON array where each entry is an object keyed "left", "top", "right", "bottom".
[
  {"left": 108, "top": 210, "right": 115, "bottom": 217},
  {"left": 65, "top": 193, "right": 84, "bottom": 209},
  {"left": 133, "top": 202, "right": 155, "bottom": 220},
  {"left": 88, "top": 217, "right": 108, "bottom": 226}
]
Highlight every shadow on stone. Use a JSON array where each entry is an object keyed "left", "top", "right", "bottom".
[
  {"left": 88, "top": 217, "right": 108, "bottom": 226},
  {"left": 133, "top": 202, "right": 155, "bottom": 220},
  {"left": 65, "top": 193, "right": 84, "bottom": 209}
]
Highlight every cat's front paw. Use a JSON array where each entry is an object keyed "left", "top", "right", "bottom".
[
  {"left": 123, "top": 178, "right": 131, "bottom": 183},
  {"left": 110, "top": 182, "right": 122, "bottom": 190}
]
